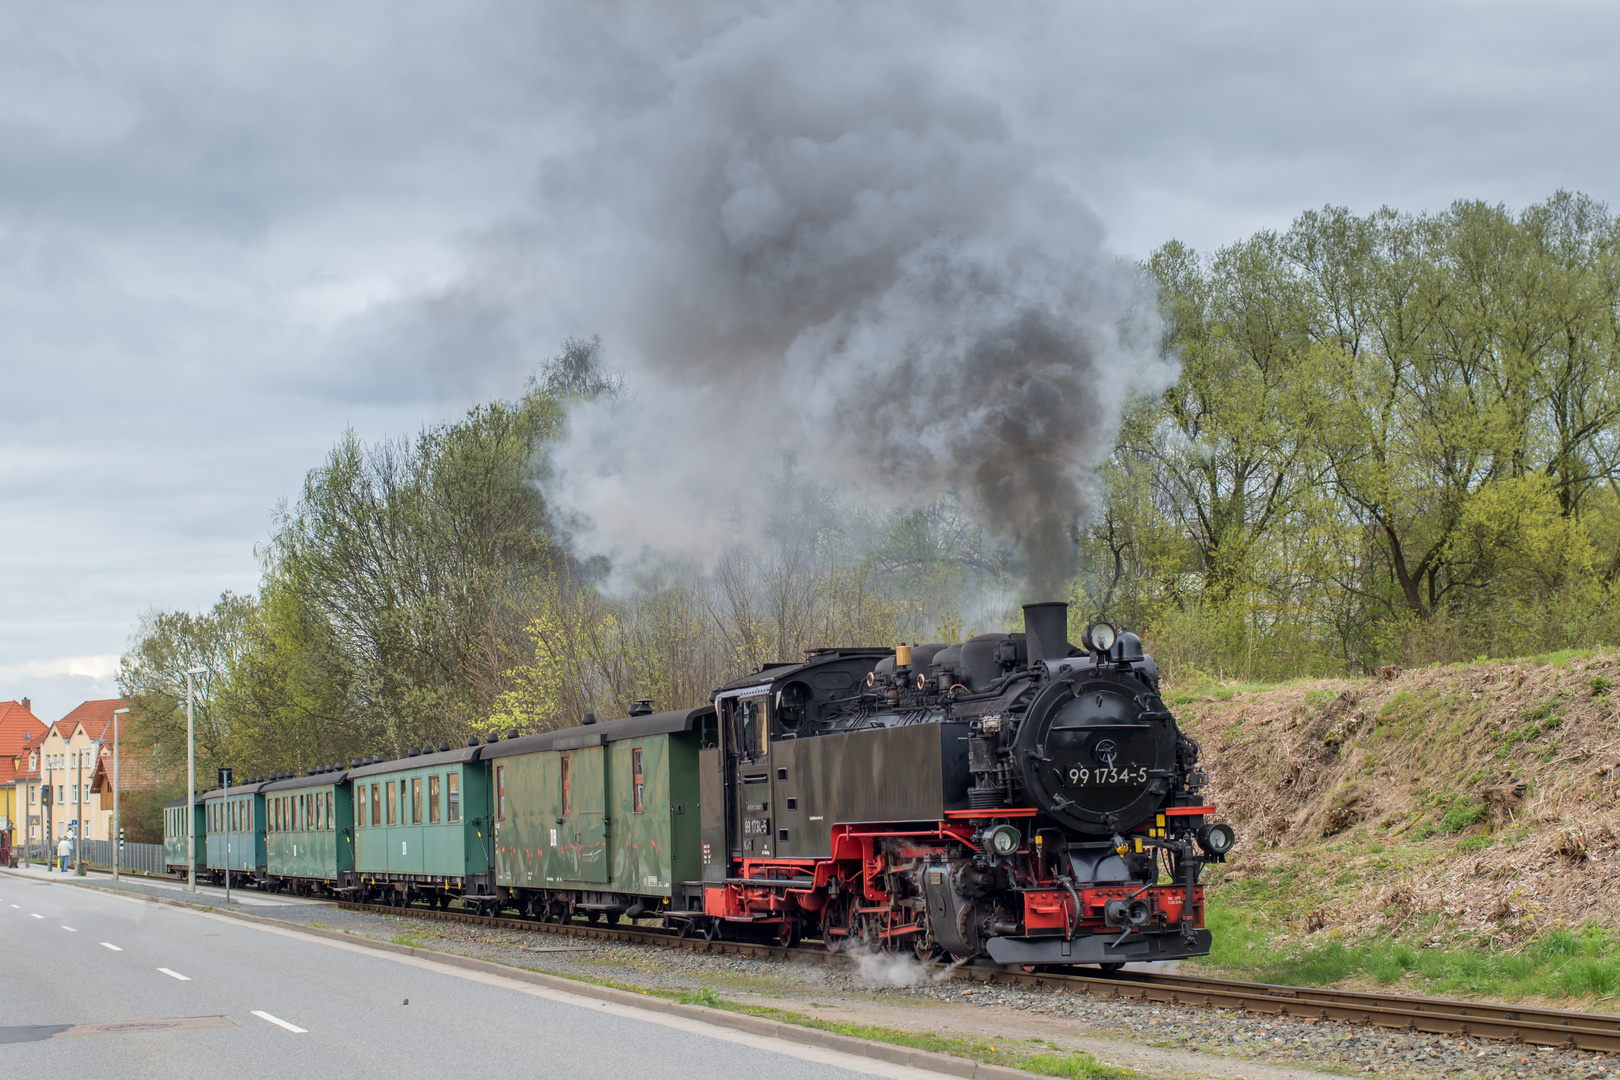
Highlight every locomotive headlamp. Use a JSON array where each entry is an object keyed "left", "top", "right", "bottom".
[
  {"left": 1083, "top": 621, "right": 1118, "bottom": 654},
  {"left": 984, "top": 824, "right": 1021, "bottom": 856},
  {"left": 1198, "top": 822, "right": 1236, "bottom": 856}
]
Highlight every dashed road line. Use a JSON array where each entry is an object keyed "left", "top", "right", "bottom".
[
  {"left": 101, "top": 942, "right": 122, "bottom": 951},
  {"left": 157, "top": 968, "right": 190, "bottom": 981},
  {"left": 30, "top": 913, "right": 42, "bottom": 919},
  {"left": 61, "top": 925, "right": 77, "bottom": 932},
  {"left": 251, "top": 1011, "right": 307, "bottom": 1034}
]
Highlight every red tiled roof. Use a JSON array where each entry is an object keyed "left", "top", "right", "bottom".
[
  {"left": 0, "top": 700, "right": 48, "bottom": 785},
  {"left": 51, "top": 698, "right": 130, "bottom": 742}
]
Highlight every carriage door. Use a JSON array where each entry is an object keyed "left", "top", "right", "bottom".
[{"left": 729, "top": 695, "right": 775, "bottom": 860}]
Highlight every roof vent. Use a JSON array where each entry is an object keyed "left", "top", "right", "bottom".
[
  {"left": 506, "top": 730, "right": 518, "bottom": 740},
  {"left": 350, "top": 759, "right": 360, "bottom": 768},
  {"left": 486, "top": 734, "right": 499, "bottom": 744},
  {"left": 465, "top": 737, "right": 479, "bottom": 748},
  {"left": 581, "top": 712, "right": 597, "bottom": 725},
  {"left": 438, "top": 741, "right": 450, "bottom": 753},
  {"left": 628, "top": 699, "right": 654, "bottom": 717},
  {"left": 408, "top": 748, "right": 420, "bottom": 757},
  {"left": 422, "top": 745, "right": 434, "bottom": 756}
]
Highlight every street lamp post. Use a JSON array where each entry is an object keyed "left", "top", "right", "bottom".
[
  {"left": 185, "top": 666, "right": 208, "bottom": 893},
  {"left": 44, "top": 757, "right": 51, "bottom": 871},
  {"left": 75, "top": 735, "right": 85, "bottom": 876},
  {"left": 112, "top": 707, "right": 129, "bottom": 881}
]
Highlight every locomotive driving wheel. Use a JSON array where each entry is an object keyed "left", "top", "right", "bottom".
[{"left": 820, "top": 894, "right": 851, "bottom": 954}]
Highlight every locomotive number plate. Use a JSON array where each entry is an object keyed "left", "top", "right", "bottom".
[{"left": 1065, "top": 764, "right": 1149, "bottom": 786}]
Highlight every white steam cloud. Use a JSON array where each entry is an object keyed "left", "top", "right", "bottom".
[{"left": 538, "top": 2, "right": 1174, "bottom": 597}]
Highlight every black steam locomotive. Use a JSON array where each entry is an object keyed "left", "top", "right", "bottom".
[{"left": 701, "top": 600, "right": 1233, "bottom": 967}]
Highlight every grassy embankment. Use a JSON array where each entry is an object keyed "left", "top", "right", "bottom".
[{"left": 1171, "top": 649, "right": 1620, "bottom": 1005}]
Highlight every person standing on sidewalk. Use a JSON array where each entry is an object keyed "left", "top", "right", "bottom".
[{"left": 56, "top": 835, "right": 71, "bottom": 872}]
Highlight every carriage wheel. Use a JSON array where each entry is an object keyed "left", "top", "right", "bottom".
[
  {"left": 674, "top": 920, "right": 691, "bottom": 940},
  {"left": 703, "top": 918, "right": 723, "bottom": 942},
  {"left": 1099, "top": 962, "right": 1124, "bottom": 974},
  {"left": 605, "top": 911, "right": 621, "bottom": 926},
  {"left": 586, "top": 910, "right": 600, "bottom": 924}
]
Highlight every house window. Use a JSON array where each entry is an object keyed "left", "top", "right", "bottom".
[
  {"left": 411, "top": 778, "right": 422, "bottom": 824},
  {"left": 447, "top": 773, "right": 460, "bottom": 823},
  {"left": 428, "top": 776, "right": 441, "bottom": 823},
  {"left": 561, "top": 758, "right": 570, "bottom": 816},
  {"left": 372, "top": 784, "right": 381, "bottom": 827},
  {"left": 496, "top": 766, "right": 506, "bottom": 819},
  {"left": 632, "top": 748, "right": 645, "bottom": 814}
]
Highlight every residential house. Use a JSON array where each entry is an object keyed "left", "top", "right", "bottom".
[
  {"left": 0, "top": 698, "right": 48, "bottom": 850},
  {"left": 21, "top": 699, "right": 149, "bottom": 849}
]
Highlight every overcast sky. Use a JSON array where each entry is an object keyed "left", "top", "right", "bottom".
[{"left": 3, "top": 0, "right": 1617, "bottom": 722}]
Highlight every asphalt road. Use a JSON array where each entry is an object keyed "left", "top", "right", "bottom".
[{"left": 0, "top": 875, "right": 948, "bottom": 1079}]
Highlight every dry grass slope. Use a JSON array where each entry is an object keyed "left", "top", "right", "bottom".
[{"left": 1174, "top": 650, "right": 1620, "bottom": 955}]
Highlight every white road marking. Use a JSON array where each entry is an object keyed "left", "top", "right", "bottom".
[
  {"left": 252, "top": 1011, "right": 307, "bottom": 1034},
  {"left": 101, "top": 942, "right": 123, "bottom": 951},
  {"left": 61, "top": 925, "right": 77, "bottom": 932},
  {"left": 9, "top": 904, "right": 18, "bottom": 908},
  {"left": 30, "top": 913, "right": 42, "bottom": 919},
  {"left": 158, "top": 968, "right": 191, "bottom": 981}
]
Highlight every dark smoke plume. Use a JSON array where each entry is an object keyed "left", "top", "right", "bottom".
[{"left": 541, "top": 2, "right": 1173, "bottom": 598}]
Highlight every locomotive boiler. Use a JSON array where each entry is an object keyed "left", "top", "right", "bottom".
[{"left": 698, "top": 601, "right": 1233, "bottom": 967}]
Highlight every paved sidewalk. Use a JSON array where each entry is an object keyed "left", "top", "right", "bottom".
[{"left": 1, "top": 861, "right": 325, "bottom": 907}]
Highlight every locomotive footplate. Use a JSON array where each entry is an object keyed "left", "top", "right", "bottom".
[{"left": 985, "top": 927, "right": 1212, "bottom": 966}]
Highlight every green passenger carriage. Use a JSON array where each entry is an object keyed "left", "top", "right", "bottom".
[
  {"left": 162, "top": 795, "right": 207, "bottom": 877},
  {"left": 483, "top": 706, "right": 711, "bottom": 923},
  {"left": 345, "top": 742, "right": 494, "bottom": 910},
  {"left": 202, "top": 782, "right": 268, "bottom": 882},
  {"left": 264, "top": 769, "right": 353, "bottom": 895}
]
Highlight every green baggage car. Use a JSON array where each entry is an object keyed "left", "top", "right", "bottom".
[
  {"left": 345, "top": 742, "right": 494, "bottom": 910},
  {"left": 264, "top": 768, "right": 353, "bottom": 895},
  {"left": 482, "top": 706, "right": 712, "bottom": 924}
]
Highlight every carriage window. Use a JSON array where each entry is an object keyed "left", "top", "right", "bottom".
[
  {"left": 559, "top": 759, "right": 569, "bottom": 816},
  {"left": 326, "top": 791, "right": 334, "bottom": 831},
  {"left": 632, "top": 748, "right": 645, "bottom": 814},
  {"left": 385, "top": 782, "right": 396, "bottom": 825},
  {"left": 411, "top": 778, "right": 422, "bottom": 824},
  {"left": 447, "top": 773, "right": 460, "bottom": 822},
  {"left": 428, "top": 775, "right": 441, "bottom": 823},
  {"left": 496, "top": 766, "right": 506, "bottom": 819},
  {"left": 317, "top": 792, "right": 326, "bottom": 831},
  {"left": 372, "top": 784, "right": 381, "bottom": 827},
  {"left": 357, "top": 786, "right": 367, "bottom": 828}
]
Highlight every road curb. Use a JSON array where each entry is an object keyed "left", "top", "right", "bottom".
[{"left": 0, "top": 869, "right": 1037, "bottom": 1078}]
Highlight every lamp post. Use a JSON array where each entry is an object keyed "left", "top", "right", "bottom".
[
  {"left": 44, "top": 755, "right": 52, "bottom": 871},
  {"left": 112, "top": 707, "right": 129, "bottom": 881},
  {"left": 75, "top": 733, "right": 85, "bottom": 876},
  {"left": 185, "top": 666, "right": 208, "bottom": 893}
]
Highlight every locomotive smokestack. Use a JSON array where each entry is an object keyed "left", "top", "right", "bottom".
[{"left": 1023, "top": 602, "right": 1069, "bottom": 666}]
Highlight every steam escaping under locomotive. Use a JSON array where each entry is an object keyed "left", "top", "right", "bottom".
[{"left": 699, "top": 600, "right": 1233, "bottom": 967}]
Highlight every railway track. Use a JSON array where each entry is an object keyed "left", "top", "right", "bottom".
[{"left": 334, "top": 898, "right": 1620, "bottom": 1054}]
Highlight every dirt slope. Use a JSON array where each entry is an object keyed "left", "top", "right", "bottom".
[{"left": 1174, "top": 651, "right": 1620, "bottom": 945}]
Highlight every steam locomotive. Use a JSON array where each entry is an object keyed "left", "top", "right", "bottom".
[
  {"left": 699, "top": 600, "right": 1232, "bottom": 966},
  {"left": 167, "top": 600, "right": 1231, "bottom": 969}
]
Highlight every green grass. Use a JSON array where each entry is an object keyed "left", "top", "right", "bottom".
[
  {"left": 1200, "top": 896, "right": 1620, "bottom": 1003},
  {"left": 391, "top": 934, "right": 426, "bottom": 948},
  {"left": 698, "top": 1000, "right": 1130, "bottom": 1077}
]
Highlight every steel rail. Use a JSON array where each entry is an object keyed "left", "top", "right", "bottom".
[{"left": 332, "top": 899, "right": 1620, "bottom": 1054}]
